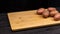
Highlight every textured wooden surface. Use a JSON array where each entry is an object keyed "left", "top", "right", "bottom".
[{"left": 8, "top": 10, "right": 60, "bottom": 31}]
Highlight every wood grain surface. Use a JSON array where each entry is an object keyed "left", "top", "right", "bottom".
[{"left": 7, "top": 10, "right": 60, "bottom": 31}]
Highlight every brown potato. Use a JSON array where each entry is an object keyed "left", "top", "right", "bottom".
[
  {"left": 48, "top": 7, "right": 56, "bottom": 11},
  {"left": 50, "top": 11, "right": 59, "bottom": 17},
  {"left": 54, "top": 13, "right": 60, "bottom": 21},
  {"left": 42, "top": 9, "right": 49, "bottom": 18},
  {"left": 37, "top": 8, "right": 45, "bottom": 15}
]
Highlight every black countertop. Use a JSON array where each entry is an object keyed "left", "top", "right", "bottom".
[{"left": 1, "top": 11, "right": 60, "bottom": 34}]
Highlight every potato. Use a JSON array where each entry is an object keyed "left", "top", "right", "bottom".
[
  {"left": 37, "top": 8, "right": 45, "bottom": 15},
  {"left": 50, "top": 11, "right": 59, "bottom": 17},
  {"left": 54, "top": 13, "right": 60, "bottom": 21},
  {"left": 42, "top": 9, "right": 49, "bottom": 18},
  {"left": 48, "top": 7, "right": 56, "bottom": 11}
]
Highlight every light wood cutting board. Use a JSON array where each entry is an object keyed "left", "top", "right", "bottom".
[{"left": 7, "top": 10, "right": 60, "bottom": 31}]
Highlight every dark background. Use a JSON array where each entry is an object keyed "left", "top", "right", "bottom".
[
  {"left": 1, "top": 0, "right": 60, "bottom": 34},
  {"left": 0, "top": 0, "right": 60, "bottom": 13}
]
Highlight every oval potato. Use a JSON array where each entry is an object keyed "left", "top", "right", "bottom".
[
  {"left": 54, "top": 13, "right": 60, "bottom": 21},
  {"left": 42, "top": 9, "right": 49, "bottom": 18},
  {"left": 48, "top": 7, "right": 56, "bottom": 11},
  {"left": 37, "top": 8, "right": 45, "bottom": 15},
  {"left": 50, "top": 11, "right": 59, "bottom": 17}
]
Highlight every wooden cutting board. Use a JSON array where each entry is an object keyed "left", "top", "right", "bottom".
[{"left": 7, "top": 10, "right": 60, "bottom": 31}]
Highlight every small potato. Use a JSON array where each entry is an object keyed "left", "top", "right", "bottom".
[
  {"left": 42, "top": 9, "right": 49, "bottom": 18},
  {"left": 50, "top": 11, "right": 59, "bottom": 17},
  {"left": 37, "top": 8, "right": 45, "bottom": 15},
  {"left": 54, "top": 13, "right": 60, "bottom": 21},
  {"left": 48, "top": 7, "right": 56, "bottom": 11}
]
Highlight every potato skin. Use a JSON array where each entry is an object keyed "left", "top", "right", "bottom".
[
  {"left": 48, "top": 7, "right": 56, "bottom": 11},
  {"left": 42, "top": 9, "right": 49, "bottom": 18},
  {"left": 50, "top": 11, "right": 59, "bottom": 17},
  {"left": 54, "top": 13, "right": 60, "bottom": 21},
  {"left": 37, "top": 8, "right": 45, "bottom": 15}
]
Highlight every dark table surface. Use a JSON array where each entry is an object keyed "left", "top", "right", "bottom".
[{"left": 1, "top": 8, "right": 60, "bottom": 34}]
